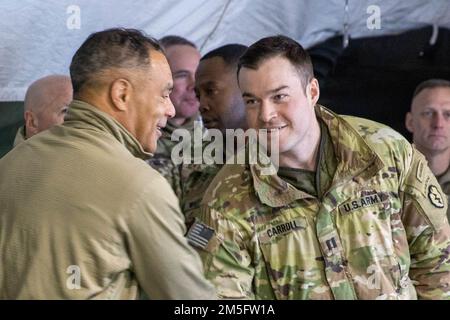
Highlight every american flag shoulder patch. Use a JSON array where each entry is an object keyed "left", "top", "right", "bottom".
[{"left": 187, "top": 221, "right": 215, "bottom": 250}]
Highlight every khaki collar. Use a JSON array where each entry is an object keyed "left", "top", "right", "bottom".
[
  {"left": 250, "top": 105, "right": 384, "bottom": 207},
  {"left": 13, "top": 126, "right": 26, "bottom": 147},
  {"left": 64, "top": 100, "right": 152, "bottom": 160}
]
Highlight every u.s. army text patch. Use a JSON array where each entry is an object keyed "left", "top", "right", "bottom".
[{"left": 339, "top": 193, "right": 388, "bottom": 215}]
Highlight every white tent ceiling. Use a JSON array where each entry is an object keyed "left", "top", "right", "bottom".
[{"left": 0, "top": 0, "right": 449, "bottom": 101}]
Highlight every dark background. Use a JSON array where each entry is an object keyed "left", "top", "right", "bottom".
[{"left": 314, "top": 26, "right": 450, "bottom": 140}]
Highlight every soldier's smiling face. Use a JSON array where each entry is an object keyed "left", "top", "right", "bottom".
[
  {"left": 238, "top": 55, "right": 320, "bottom": 161},
  {"left": 406, "top": 87, "right": 450, "bottom": 155}
]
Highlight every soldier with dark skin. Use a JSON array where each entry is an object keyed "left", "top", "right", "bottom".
[
  {"left": 189, "top": 35, "right": 450, "bottom": 300},
  {"left": 180, "top": 44, "right": 248, "bottom": 222},
  {"left": 196, "top": 44, "right": 248, "bottom": 134}
]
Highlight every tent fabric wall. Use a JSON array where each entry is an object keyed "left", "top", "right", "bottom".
[{"left": 0, "top": 0, "right": 449, "bottom": 101}]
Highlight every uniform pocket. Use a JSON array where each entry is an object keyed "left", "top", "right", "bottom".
[
  {"left": 337, "top": 195, "right": 405, "bottom": 299},
  {"left": 255, "top": 212, "right": 333, "bottom": 299}
]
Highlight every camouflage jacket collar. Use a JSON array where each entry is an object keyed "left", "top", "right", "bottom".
[
  {"left": 156, "top": 113, "right": 203, "bottom": 156},
  {"left": 65, "top": 100, "right": 152, "bottom": 160},
  {"left": 250, "top": 105, "right": 385, "bottom": 207},
  {"left": 162, "top": 113, "right": 201, "bottom": 138}
]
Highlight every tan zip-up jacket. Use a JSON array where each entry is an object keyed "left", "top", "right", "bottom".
[{"left": 0, "top": 100, "right": 215, "bottom": 299}]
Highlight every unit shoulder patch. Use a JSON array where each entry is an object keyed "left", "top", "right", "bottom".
[{"left": 428, "top": 185, "right": 445, "bottom": 208}]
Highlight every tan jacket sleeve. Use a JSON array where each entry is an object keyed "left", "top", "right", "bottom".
[
  {"left": 402, "top": 147, "right": 450, "bottom": 299},
  {"left": 125, "top": 176, "right": 216, "bottom": 299}
]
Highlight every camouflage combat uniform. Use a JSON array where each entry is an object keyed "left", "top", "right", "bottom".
[
  {"left": 189, "top": 105, "right": 450, "bottom": 300},
  {"left": 181, "top": 162, "right": 221, "bottom": 226},
  {"left": 147, "top": 115, "right": 204, "bottom": 199},
  {"left": 180, "top": 135, "right": 239, "bottom": 225}
]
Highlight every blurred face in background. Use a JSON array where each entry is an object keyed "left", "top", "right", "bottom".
[
  {"left": 406, "top": 87, "right": 450, "bottom": 156},
  {"left": 164, "top": 44, "right": 201, "bottom": 121},
  {"left": 24, "top": 75, "right": 73, "bottom": 139}
]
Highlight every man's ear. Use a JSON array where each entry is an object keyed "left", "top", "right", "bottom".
[
  {"left": 24, "top": 110, "right": 38, "bottom": 138},
  {"left": 307, "top": 78, "right": 320, "bottom": 106},
  {"left": 405, "top": 112, "right": 414, "bottom": 133},
  {"left": 110, "top": 78, "right": 132, "bottom": 111}
]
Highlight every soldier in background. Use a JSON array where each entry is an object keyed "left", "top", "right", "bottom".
[
  {"left": 181, "top": 44, "right": 248, "bottom": 223},
  {"left": 14, "top": 75, "right": 72, "bottom": 145},
  {"left": 189, "top": 35, "right": 450, "bottom": 299},
  {"left": 147, "top": 35, "right": 202, "bottom": 198},
  {"left": 405, "top": 79, "right": 450, "bottom": 222}
]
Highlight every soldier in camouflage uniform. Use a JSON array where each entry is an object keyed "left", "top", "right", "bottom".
[
  {"left": 188, "top": 35, "right": 450, "bottom": 299},
  {"left": 147, "top": 36, "right": 202, "bottom": 198},
  {"left": 405, "top": 79, "right": 450, "bottom": 222},
  {"left": 181, "top": 44, "right": 248, "bottom": 223}
]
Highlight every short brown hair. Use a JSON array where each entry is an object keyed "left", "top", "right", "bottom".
[
  {"left": 159, "top": 35, "right": 196, "bottom": 50},
  {"left": 413, "top": 79, "right": 450, "bottom": 98},
  {"left": 237, "top": 35, "right": 314, "bottom": 91}
]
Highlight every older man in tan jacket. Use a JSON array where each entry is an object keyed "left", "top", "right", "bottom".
[{"left": 0, "top": 28, "right": 215, "bottom": 299}]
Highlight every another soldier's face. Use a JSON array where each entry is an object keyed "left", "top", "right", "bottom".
[
  {"left": 239, "top": 55, "right": 319, "bottom": 157},
  {"left": 30, "top": 83, "right": 72, "bottom": 138},
  {"left": 407, "top": 87, "right": 450, "bottom": 154},
  {"left": 132, "top": 50, "right": 175, "bottom": 153},
  {"left": 196, "top": 57, "right": 246, "bottom": 132},
  {"left": 165, "top": 45, "right": 201, "bottom": 120},
  {"left": 36, "top": 103, "right": 70, "bottom": 132}
]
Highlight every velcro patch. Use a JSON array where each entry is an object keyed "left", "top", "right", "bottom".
[
  {"left": 338, "top": 193, "right": 388, "bottom": 215},
  {"left": 258, "top": 218, "right": 307, "bottom": 243},
  {"left": 319, "top": 230, "right": 343, "bottom": 257},
  {"left": 428, "top": 185, "right": 445, "bottom": 208},
  {"left": 416, "top": 161, "right": 424, "bottom": 183},
  {"left": 186, "top": 221, "right": 215, "bottom": 250}
]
